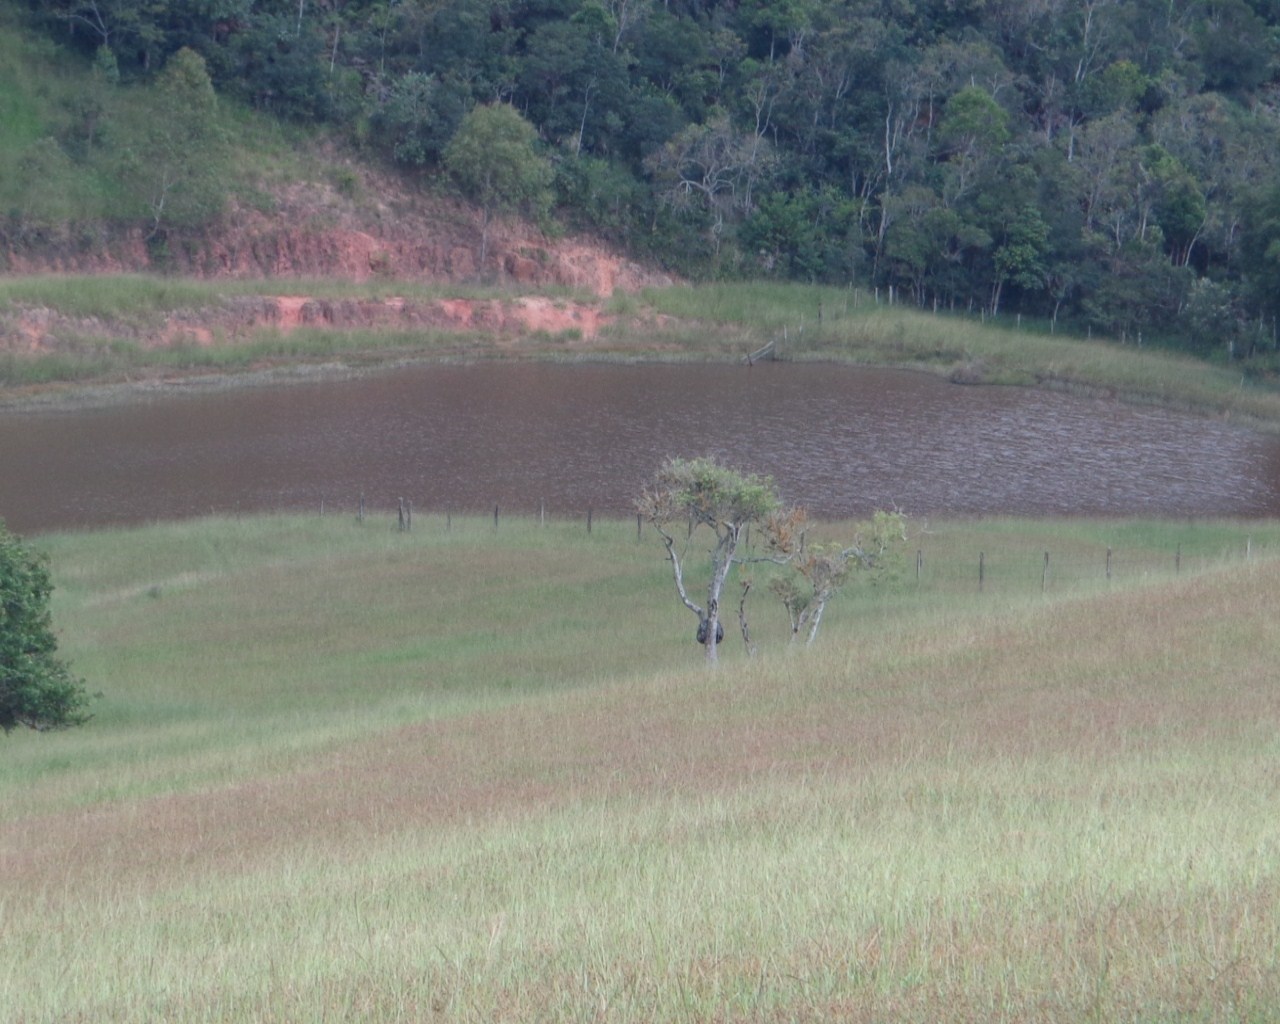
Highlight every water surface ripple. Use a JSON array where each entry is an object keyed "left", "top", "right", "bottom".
[{"left": 2, "top": 363, "right": 1277, "bottom": 533}]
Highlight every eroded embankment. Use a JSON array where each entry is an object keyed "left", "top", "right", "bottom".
[{"left": 1, "top": 293, "right": 617, "bottom": 355}]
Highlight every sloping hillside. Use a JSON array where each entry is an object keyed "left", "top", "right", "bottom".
[{"left": 2, "top": 161, "right": 670, "bottom": 298}]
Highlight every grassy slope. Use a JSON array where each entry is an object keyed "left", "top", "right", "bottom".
[
  {"left": 0, "top": 0, "right": 318, "bottom": 228},
  {"left": 641, "top": 282, "right": 1280, "bottom": 427},
  {"left": 3, "top": 514, "right": 1280, "bottom": 1022}
]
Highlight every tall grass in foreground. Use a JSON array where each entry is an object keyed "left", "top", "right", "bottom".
[{"left": 3, "top": 514, "right": 1280, "bottom": 1022}]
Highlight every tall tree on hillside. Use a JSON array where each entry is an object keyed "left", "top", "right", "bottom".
[
  {"left": 375, "top": 72, "right": 450, "bottom": 167},
  {"left": 645, "top": 108, "right": 778, "bottom": 255},
  {"left": 443, "top": 102, "right": 553, "bottom": 273},
  {"left": 120, "top": 46, "right": 228, "bottom": 242},
  {"left": 1240, "top": 183, "right": 1280, "bottom": 323}
]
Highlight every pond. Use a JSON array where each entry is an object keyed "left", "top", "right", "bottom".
[{"left": 2, "top": 362, "right": 1278, "bottom": 534}]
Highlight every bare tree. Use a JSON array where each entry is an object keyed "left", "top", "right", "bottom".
[{"left": 645, "top": 109, "right": 778, "bottom": 252}]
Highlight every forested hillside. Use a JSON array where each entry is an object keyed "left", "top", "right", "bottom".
[{"left": 8, "top": 0, "right": 1280, "bottom": 360}]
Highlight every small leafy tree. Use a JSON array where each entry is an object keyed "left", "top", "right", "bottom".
[
  {"left": 443, "top": 103, "right": 554, "bottom": 271},
  {"left": 769, "top": 509, "right": 906, "bottom": 645},
  {"left": 1, "top": 523, "right": 91, "bottom": 733},
  {"left": 639, "top": 458, "right": 907, "bottom": 660},
  {"left": 638, "top": 456, "right": 781, "bottom": 664}
]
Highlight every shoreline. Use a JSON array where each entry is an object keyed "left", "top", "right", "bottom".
[
  {"left": 5, "top": 279, "right": 1280, "bottom": 430},
  {"left": 5, "top": 347, "right": 1277, "bottom": 440}
]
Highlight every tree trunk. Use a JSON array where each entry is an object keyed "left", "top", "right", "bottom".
[
  {"left": 704, "top": 602, "right": 720, "bottom": 663},
  {"left": 702, "top": 525, "right": 742, "bottom": 664},
  {"left": 479, "top": 205, "right": 492, "bottom": 275}
]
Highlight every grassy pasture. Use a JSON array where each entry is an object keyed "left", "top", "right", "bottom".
[
  {"left": 640, "top": 282, "right": 1280, "bottom": 426},
  {"left": 3, "top": 513, "right": 1280, "bottom": 1022}
]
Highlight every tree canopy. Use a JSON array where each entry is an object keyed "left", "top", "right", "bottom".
[
  {"left": 443, "top": 102, "right": 553, "bottom": 269},
  {"left": 638, "top": 456, "right": 780, "bottom": 664},
  {"left": 16, "top": 0, "right": 1280, "bottom": 357}
]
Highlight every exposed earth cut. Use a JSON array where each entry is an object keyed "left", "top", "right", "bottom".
[
  {"left": 4, "top": 292, "right": 627, "bottom": 355},
  {"left": 1, "top": 166, "right": 673, "bottom": 359}
]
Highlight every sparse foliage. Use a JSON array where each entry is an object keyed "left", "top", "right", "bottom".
[
  {"left": 639, "top": 458, "right": 906, "bottom": 660},
  {"left": 769, "top": 509, "right": 906, "bottom": 645},
  {"left": 638, "top": 456, "right": 780, "bottom": 664}
]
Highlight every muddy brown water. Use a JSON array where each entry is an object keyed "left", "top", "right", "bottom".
[{"left": 2, "top": 363, "right": 1279, "bottom": 535}]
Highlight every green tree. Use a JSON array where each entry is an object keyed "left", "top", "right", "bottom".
[
  {"left": 1240, "top": 184, "right": 1280, "bottom": 321},
  {"left": 120, "top": 46, "right": 228, "bottom": 241},
  {"left": 374, "top": 71, "right": 452, "bottom": 168},
  {"left": 1195, "top": 0, "right": 1275, "bottom": 94},
  {"left": 40, "top": 0, "right": 169, "bottom": 73},
  {"left": 644, "top": 108, "right": 778, "bottom": 256},
  {"left": 63, "top": 43, "right": 120, "bottom": 158},
  {"left": 769, "top": 509, "right": 906, "bottom": 645},
  {"left": 443, "top": 102, "right": 553, "bottom": 272},
  {"left": 637, "top": 457, "right": 782, "bottom": 664},
  {"left": 991, "top": 204, "right": 1050, "bottom": 314},
  {"left": 222, "top": 12, "right": 333, "bottom": 120},
  {"left": 1, "top": 523, "right": 91, "bottom": 733},
  {"left": 936, "top": 85, "right": 1009, "bottom": 206},
  {"left": 741, "top": 189, "right": 827, "bottom": 280}
]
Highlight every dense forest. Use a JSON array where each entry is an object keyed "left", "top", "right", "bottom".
[{"left": 11, "top": 0, "right": 1280, "bottom": 359}]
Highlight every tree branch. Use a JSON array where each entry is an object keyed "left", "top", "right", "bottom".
[{"left": 653, "top": 522, "right": 704, "bottom": 620}]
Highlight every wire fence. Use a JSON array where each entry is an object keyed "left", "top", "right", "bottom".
[
  {"left": 290, "top": 496, "right": 1274, "bottom": 600},
  {"left": 905, "top": 539, "right": 1269, "bottom": 597}
]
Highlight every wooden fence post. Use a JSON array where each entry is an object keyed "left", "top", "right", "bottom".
[
  {"left": 979, "top": 551, "right": 985, "bottom": 591},
  {"left": 1042, "top": 551, "right": 1050, "bottom": 592},
  {"left": 1176, "top": 544, "right": 1181, "bottom": 573},
  {"left": 587, "top": 508, "right": 593, "bottom": 534},
  {"left": 358, "top": 492, "right": 365, "bottom": 524},
  {"left": 494, "top": 505, "right": 500, "bottom": 529},
  {"left": 398, "top": 498, "right": 406, "bottom": 532},
  {"left": 637, "top": 512, "right": 643, "bottom": 540},
  {"left": 1106, "top": 547, "right": 1112, "bottom": 580},
  {"left": 916, "top": 549, "right": 923, "bottom": 582}
]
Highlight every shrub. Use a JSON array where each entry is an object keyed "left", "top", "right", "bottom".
[{"left": 0, "top": 522, "right": 91, "bottom": 732}]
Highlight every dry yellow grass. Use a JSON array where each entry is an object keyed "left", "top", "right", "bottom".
[{"left": 3, "top": 515, "right": 1279, "bottom": 1021}]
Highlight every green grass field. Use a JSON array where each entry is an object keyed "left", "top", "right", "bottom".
[
  {"left": 640, "top": 282, "right": 1280, "bottom": 427},
  {"left": 3, "top": 513, "right": 1280, "bottom": 1022}
]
